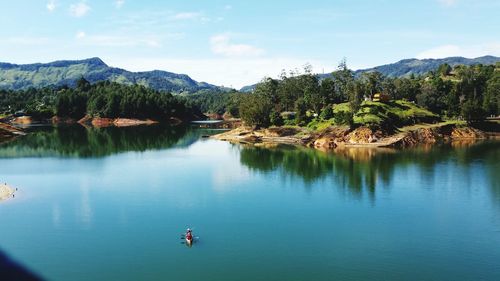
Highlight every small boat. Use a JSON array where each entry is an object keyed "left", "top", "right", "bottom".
[{"left": 185, "top": 229, "right": 194, "bottom": 245}]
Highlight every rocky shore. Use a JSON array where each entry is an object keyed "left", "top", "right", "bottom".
[
  {"left": 0, "top": 184, "right": 15, "bottom": 201},
  {"left": 212, "top": 123, "right": 499, "bottom": 150},
  {"left": 0, "top": 122, "right": 25, "bottom": 143},
  {"left": 77, "top": 116, "right": 159, "bottom": 127},
  {"left": 8, "top": 115, "right": 163, "bottom": 128}
]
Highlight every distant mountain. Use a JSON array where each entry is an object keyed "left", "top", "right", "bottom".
[
  {"left": 240, "top": 56, "right": 500, "bottom": 92},
  {"left": 349, "top": 55, "right": 500, "bottom": 78},
  {"left": 0, "top": 57, "right": 221, "bottom": 93}
]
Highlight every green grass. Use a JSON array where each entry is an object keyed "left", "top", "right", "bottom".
[
  {"left": 307, "top": 119, "right": 334, "bottom": 131},
  {"left": 308, "top": 100, "right": 439, "bottom": 129},
  {"left": 353, "top": 100, "right": 439, "bottom": 127},
  {"left": 332, "top": 103, "right": 351, "bottom": 114}
]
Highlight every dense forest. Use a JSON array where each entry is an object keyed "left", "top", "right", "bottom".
[
  {"left": 187, "top": 90, "right": 244, "bottom": 117},
  {"left": 237, "top": 61, "right": 500, "bottom": 128},
  {"left": 0, "top": 78, "right": 202, "bottom": 121}
]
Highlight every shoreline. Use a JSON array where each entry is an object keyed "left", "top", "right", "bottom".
[
  {"left": 0, "top": 122, "right": 26, "bottom": 144},
  {"left": 6, "top": 115, "right": 187, "bottom": 128},
  {"left": 0, "top": 184, "right": 15, "bottom": 201},
  {"left": 212, "top": 122, "right": 500, "bottom": 150}
]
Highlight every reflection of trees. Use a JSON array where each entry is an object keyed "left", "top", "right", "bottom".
[
  {"left": 0, "top": 125, "right": 203, "bottom": 158},
  {"left": 239, "top": 142, "right": 500, "bottom": 202},
  {"left": 239, "top": 145, "right": 388, "bottom": 200},
  {"left": 462, "top": 141, "right": 500, "bottom": 205}
]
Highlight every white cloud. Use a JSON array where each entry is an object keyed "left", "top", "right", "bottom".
[
  {"left": 224, "top": 5, "right": 232, "bottom": 10},
  {"left": 417, "top": 45, "right": 461, "bottom": 58},
  {"left": 416, "top": 43, "right": 500, "bottom": 59},
  {"left": 46, "top": 0, "right": 56, "bottom": 12},
  {"left": 210, "top": 34, "right": 265, "bottom": 58},
  {"left": 69, "top": 2, "right": 90, "bottom": 18},
  {"left": 114, "top": 0, "right": 125, "bottom": 9},
  {"left": 438, "top": 0, "right": 457, "bottom": 6},
  {"left": 75, "top": 31, "right": 86, "bottom": 39},
  {"left": 171, "top": 12, "right": 201, "bottom": 20}
]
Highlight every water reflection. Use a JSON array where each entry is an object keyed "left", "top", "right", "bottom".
[
  {"left": 238, "top": 141, "right": 500, "bottom": 203},
  {"left": 0, "top": 125, "right": 217, "bottom": 158},
  {"left": 1, "top": 125, "right": 498, "bottom": 205}
]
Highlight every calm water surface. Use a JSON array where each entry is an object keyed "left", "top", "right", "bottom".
[{"left": 0, "top": 125, "right": 499, "bottom": 281}]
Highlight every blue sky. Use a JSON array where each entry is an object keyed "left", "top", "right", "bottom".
[{"left": 0, "top": 0, "right": 499, "bottom": 88}]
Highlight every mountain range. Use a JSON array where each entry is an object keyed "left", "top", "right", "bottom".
[
  {"left": 0, "top": 57, "right": 220, "bottom": 93},
  {"left": 349, "top": 55, "right": 500, "bottom": 77},
  {"left": 1, "top": 56, "right": 499, "bottom": 93},
  {"left": 241, "top": 55, "right": 500, "bottom": 92}
]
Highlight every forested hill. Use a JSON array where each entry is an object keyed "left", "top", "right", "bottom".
[
  {"left": 241, "top": 56, "right": 500, "bottom": 92},
  {"left": 0, "top": 57, "right": 221, "bottom": 93},
  {"left": 349, "top": 55, "right": 500, "bottom": 78}
]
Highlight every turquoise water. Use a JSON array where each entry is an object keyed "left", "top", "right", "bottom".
[{"left": 0, "top": 125, "right": 499, "bottom": 281}]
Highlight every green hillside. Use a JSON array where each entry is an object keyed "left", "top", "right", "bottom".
[
  {"left": 313, "top": 100, "right": 439, "bottom": 130},
  {"left": 0, "top": 58, "right": 221, "bottom": 93}
]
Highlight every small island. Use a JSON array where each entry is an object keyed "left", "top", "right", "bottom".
[{"left": 0, "top": 183, "right": 15, "bottom": 201}]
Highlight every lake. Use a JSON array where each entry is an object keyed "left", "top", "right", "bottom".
[{"left": 0, "top": 125, "right": 499, "bottom": 281}]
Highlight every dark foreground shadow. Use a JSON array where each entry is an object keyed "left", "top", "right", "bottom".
[{"left": 0, "top": 250, "right": 43, "bottom": 281}]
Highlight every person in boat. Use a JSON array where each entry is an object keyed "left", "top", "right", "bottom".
[{"left": 186, "top": 229, "right": 193, "bottom": 241}]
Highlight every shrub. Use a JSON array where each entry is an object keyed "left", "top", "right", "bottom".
[
  {"left": 269, "top": 110, "right": 284, "bottom": 126},
  {"left": 319, "top": 106, "right": 333, "bottom": 120}
]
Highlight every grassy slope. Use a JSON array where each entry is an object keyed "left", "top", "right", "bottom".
[
  {"left": 309, "top": 100, "right": 439, "bottom": 131},
  {"left": 354, "top": 100, "right": 439, "bottom": 126}
]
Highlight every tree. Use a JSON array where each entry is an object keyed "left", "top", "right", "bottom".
[
  {"left": 332, "top": 59, "right": 354, "bottom": 102},
  {"left": 417, "top": 77, "right": 449, "bottom": 114},
  {"left": 484, "top": 70, "right": 500, "bottom": 116},
  {"left": 348, "top": 81, "right": 363, "bottom": 113},
  {"left": 294, "top": 97, "right": 308, "bottom": 126},
  {"left": 320, "top": 78, "right": 339, "bottom": 104},
  {"left": 56, "top": 90, "right": 87, "bottom": 119},
  {"left": 76, "top": 77, "right": 91, "bottom": 92},
  {"left": 254, "top": 77, "right": 279, "bottom": 109},
  {"left": 269, "top": 110, "right": 284, "bottom": 126},
  {"left": 239, "top": 93, "right": 273, "bottom": 128},
  {"left": 393, "top": 77, "right": 420, "bottom": 101},
  {"left": 438, "top": 63, "right": 452, "bottom": 76},
  {"left": 461, "top": 99, "right": 486, "bottom": 123},
  {"left": 300, "top": 73, "right": 321, "bottom": 114},
  {"left": 319, "top": 105, "right": 333, "bottom": 120},
  {"left": 362, "top": 71, "right": 383, "bottom": 98}
]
